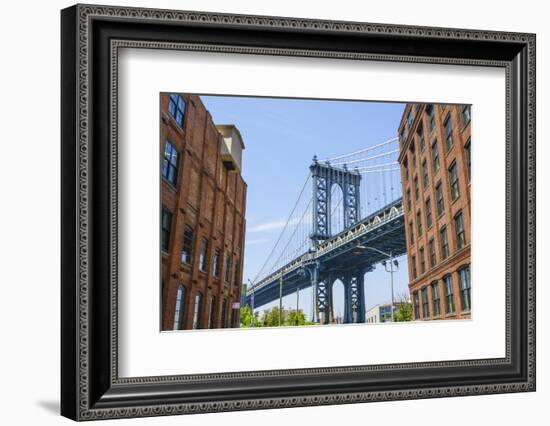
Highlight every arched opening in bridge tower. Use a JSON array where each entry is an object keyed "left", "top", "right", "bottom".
[
  {"left": 331, "top": 279, "right": 345, "bottom": 324},
  {"left": 330, "top": 183, "right": 344, "bottom": 236}
]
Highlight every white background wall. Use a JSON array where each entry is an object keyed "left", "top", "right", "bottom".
[{"left": 0, "top": 0, "right": 546, "bottom": 424}]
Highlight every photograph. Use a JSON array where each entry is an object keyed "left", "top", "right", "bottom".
[{"left": 160, "top": 94, "right": 472, "bottom": 331}]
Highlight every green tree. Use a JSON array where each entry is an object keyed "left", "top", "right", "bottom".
[
  {"left": 285, "top": 309, "right": 307, "bottom": 326},
  {"left": 261, "top": 307, "right": 285, "bottom": 327},
  {"left": 239, "top": 305, "right": 260, "bottom": 327},
  {"left": 395, "top": 302, "right": 413, "bottom": 322}
]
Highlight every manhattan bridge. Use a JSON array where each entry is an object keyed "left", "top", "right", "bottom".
[{"left": 244, "top": 137, "right": 407, "bottom": 324}]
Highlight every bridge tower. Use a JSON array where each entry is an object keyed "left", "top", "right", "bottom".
[
  {"left": 310, "top": 156, "right": 361, "bottom": 245},
  {"left": 309, "top": 156, "right": 363, "bottom": 324}
]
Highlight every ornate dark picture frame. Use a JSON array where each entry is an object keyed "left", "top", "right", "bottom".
[{"left": 61, "top": 4, "right": 536, "bottom": 421}]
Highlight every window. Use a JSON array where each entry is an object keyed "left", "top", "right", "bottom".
[
  {"left": 213, "top": 248, "right": 221, "bottom": 277},
  {"left": 444, "top": 274, "right": 455, "bottom": 314},
  {"left": 181, "top": 225, "right": 193, "bottom": 264},
  {"left": 455, "top": 211, "right": 466, "bottom": 249},
  {"left": 409, "top": 221, "right": 414, "bottom": 245},
  {"left": 407, "top": 109, "right": 414, "bottom": 128},
  {"left": 459, "top": 266, "right": 471, "bottom": 311},
  {"left": 234, "top": 257, "right": 240, "bottom": 289},
  {"left": 422, "top": 160, "right": 429, "bottom": 189},
  {"left": 419, "top": 247, "right": 426, "bottom": 274},
  {"left": 199, "top": 238, "right": 209, "bottom": 272},
  {"left": 173, "top": 285, "right": 186, "bottom": 330},
  {"left": 429, "top": 238, "right": 436, "bottom": 268},
  {"left": 416, "top": 210, "right": 423, "bottom": 237},
  {"left": 426, "top": 104, "right": 435, "bottom": 132},
  {"left": 411, "top": 145, "right": 417, "bottom": 168},
  {"left": 448, "top": 161, "right": 460, "bottom": 201},
  {"left": 431, "top": 139, "right": 440, "bottom": 172},
  {"left": 161, "top": 208, "right": 172, "bottom": 252},
  {"left": 414, "top": 176, "right": 419, "bottom": 200},
  {"left": 192, "top": 292, "right": 203, "bottom": 329},
  {"left": 440, "top": 226, "right": 450, "bottom": 259},
  {"left": 417, "top": 124, "right": 425, "bottom": 152},
  {"left": 432, "top": 281, "right": 441, "bottom": 316},
  {"left": 403, "top": 158, "right": 409, "bottom": 182},
  {"left": 162, "top": 140, "right": 179, "bottom": 185},
  {"left": 444, "top": 113, "right": 454, "bottom": 151},
  {"left": 168, "top": 94, "right": 186, "bottom": 126},
  {"left": 406, "top": 189, "right": 411, "bottom": 211},
  {"left": 421, "top": 287, "right": 430, "bottom": 319},
  {"left": 461, "top": 104, "right": 471, "bottom": 126},
  {"left": 413, "top": 291, "right": 420, "bottom": 319},
  {"left": 425, "top": 198, "right": 433, "bottom": 228},
  {"left": 400, "top": 126, "right": 408, "bottom": 145},
  {"left": 208, "top": 295, "right": 216, "bottom": 329},
  {"left": 465, "top": 138, "right": 471, "bottom": 180},
  {"left": 436, "top": 182, "right": 445, "bottom": 216},
  {"left": 225, "top": 254, "right": 231, "bottom": 284},
  {"left": 221, "top": 298, "right": 228, "bottom": 328},
  {"left": 412, "top": 255, "right": 417, "bottom": 279}
]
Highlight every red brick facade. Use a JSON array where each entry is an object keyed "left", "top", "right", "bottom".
[
  {"left": 160, "top": 94, "right": 247, "bottom": 331},
  {"left": 398, "top": 103, "right": 471, "bottom": 321}
]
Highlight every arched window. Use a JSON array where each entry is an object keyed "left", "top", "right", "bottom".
[
  {"left": 443, "top": 274, "right": 455, "bottom": 314},
  {"left": 173, "top": 285, "right": 186, "bottom": 330},
  {"left": 431, "top": 281, "right": 441, "bottom": 317},
  {"left": 421, "top": 286, "right": 430, "bottom": 319},
  {"left": 192, "top": 291, "right": 203, "bottom": 330},
  {"left": 458, "top": 265, "right": 471, "bottom": 311}
]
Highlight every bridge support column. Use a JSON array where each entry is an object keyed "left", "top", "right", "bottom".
[
  {"left": 349, "top": 270, "right": 366, "bottom": 323},
  {"left": 343, "top": 273, "right": 353, "bottom": 324},
  {"left": 316, "top": 273, "right": 330, "bottom": 325},
  {"left": 356, "top": 272, "right": 366, "bottom": 323}
]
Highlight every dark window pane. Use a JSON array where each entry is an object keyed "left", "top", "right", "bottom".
[
  {"left": 444, "top": 114, "right": 454, "bottom": 151},
  {"left": 459, "top": 266, "right": 471, "bottom": 311},
  {"left": 444, "top": 275, "right": 455, "bottom": 314},
  {"left": 181, "top": 225, "right": 194, "bottom": 264},
  {"left": 455, "top": 211, "right": 466, "bottom": 249},
  {"left": 161, "top": 208, "right": 172, "bottom": 251},
  {"left": 449, "top": 161, "right": 459, "bottom": 200}
]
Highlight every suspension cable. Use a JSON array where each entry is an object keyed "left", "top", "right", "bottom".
[
  {"left": 252, "top": 173, "right": 311, "bottom": 285},
  {"left": 321, "top": 136, "right": 398, "bottom": 162}
]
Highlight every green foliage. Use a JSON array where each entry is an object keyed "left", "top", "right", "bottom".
[
  {"left": 394, "top": 302, "right": 413, "bottom": 322},
  {"left": 240, "top": 306, "right": 315, "bottom": 328},
  {"left": 239, "top": 305, "right": 260, "bottom": 328}
]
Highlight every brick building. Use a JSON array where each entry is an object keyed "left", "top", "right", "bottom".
[
  {"left": 160, "top": 93, "right": 247, "bottom": 331},
  {"left": 398, "top": 103, "right": 471, "bottom": 321}
]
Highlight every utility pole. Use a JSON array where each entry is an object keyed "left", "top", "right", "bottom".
[
  {"left": 247, "top": 278, "right": 255, "bottom": 326},
  {"left": 389, "top": 252, "right": 395, "bottom": 322},
  {"left": 296, "top": 287, "right": 300, "bottom": 325},
  {"left": 279, "top": 273, "right": 283, "bottom": 327},
  {"left": 357, "top": 245, "right": 398, "bottom": 322}
]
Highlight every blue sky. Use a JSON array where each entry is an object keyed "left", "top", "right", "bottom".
[{"left": 201, "top": 95, "right": 408, "bottom": 319}]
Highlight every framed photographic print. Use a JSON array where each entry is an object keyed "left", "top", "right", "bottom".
[{"left": 61, "top": 4, "right": 536, "bottom": 421}]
